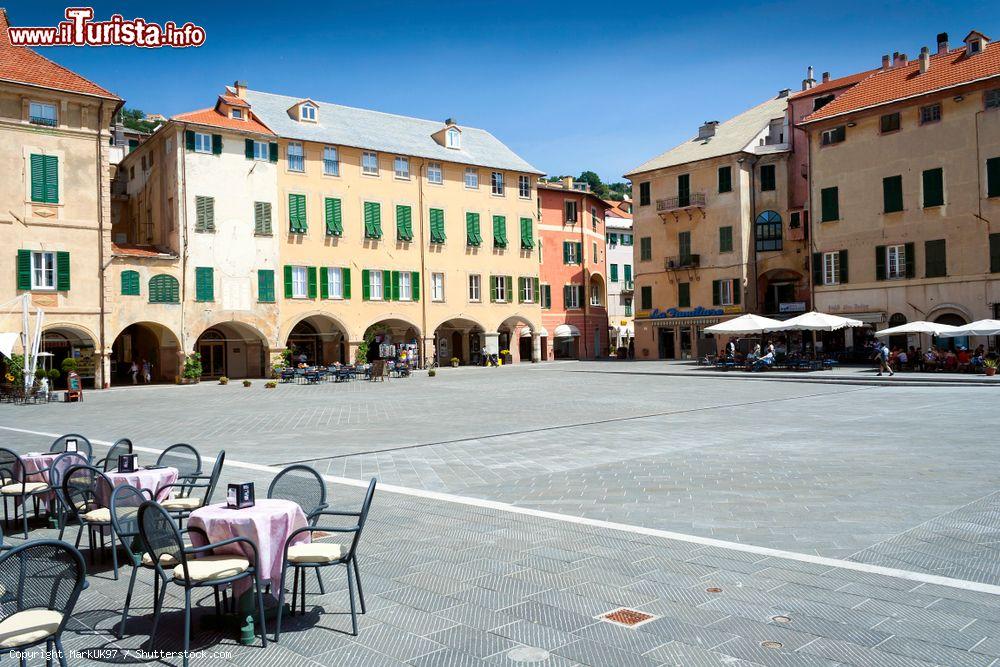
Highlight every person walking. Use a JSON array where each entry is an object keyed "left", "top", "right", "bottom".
[
  {"left": 129, "top": 361, "right": 139, "bottom": 385},
  {"left": 877, "top": 341, "right": 894, "bottom": 377},
  {"left": 142, "top": 359, "right": 152, "bottom": 384}
]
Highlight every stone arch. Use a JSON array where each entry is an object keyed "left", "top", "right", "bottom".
[
  {"left": 432, "top": 316, "right": 487, "bottom": 366},
  {"left": 362, "top": 316, "right": 422, "bottom": 364},
  {"left": 39, "top": 323, "right": 98, "bottom": 389},
  {"left": 495, "top": 313, "right": 540, "bottom": 364},
  {"left": 192, "top": 320, "right": 269, "bottom": 379},
  {"left": 281, "top": 312, "right": 353, "bottom": 366},
  {"left": 110, "top": 321, "right": 182, "bottom": 385}
]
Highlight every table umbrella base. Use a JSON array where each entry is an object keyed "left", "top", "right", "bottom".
[{"left": 198, "top": 590, "right": 282, "bottom": 644}]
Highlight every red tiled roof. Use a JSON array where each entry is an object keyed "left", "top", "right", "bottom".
[
  {"left": 171, "top": 107, "right": 274, "bottom": 135},
  {"left": 790, "top": 69, "right": 876, "bottom": 99},
  {"left": 0, "top": 9, "right": 119, "bottom": 99},
  {"left": 218, "top": 94, "right": 250, "bottom": 108},
  {"left": 112, "top": 243, "right": 173, "bottom": 257},
  {"left": 803, "top": 42, "right": 1000, "bottom": 123}
]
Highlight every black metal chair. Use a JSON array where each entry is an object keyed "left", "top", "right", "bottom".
[
  {"left": 96, "top": 438, "right": 134, "bottom": 472},
  {"left": 0, "top": 448, "right": 51, "bottom": 538},
  {"left": 49, "top": 434, "right": 93, "bottom": 461},
  {"left": 158, "top": 451, "right": 225, "bottom": 527},
  {"left": 137, "top": 501, "right": 267, "bottom": 666},
  {"left": 268, "top": 465, "right": 329, "bottom": 593},
  {"left": 0, "top": 540, "right": 86, "bottom": 665},
  {"left": 61, "top": 464, "right": 117, "bottom": 572},
  {"left": 275, "top": 478, "right": 377, "bottom": 639},
  {"left": 49, "top": 451, "right": 89, "bottom": 540}
]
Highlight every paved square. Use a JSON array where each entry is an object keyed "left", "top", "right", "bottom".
[{"left": 0, "top": 362, "right": 998, "bottom": 666}]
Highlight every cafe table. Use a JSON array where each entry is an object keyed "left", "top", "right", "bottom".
[
  {"left": 19, "top": 452, "right": 60, "bottom": 511},
  {"left": 99, "top": 466, "right": 179, "bottom": 506}
]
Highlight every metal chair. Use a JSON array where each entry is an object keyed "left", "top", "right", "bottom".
[
  {"left": 49, "top": 451, "right": 89, "bottom": 539},
  {"left": 0, "top": 540, "right": 86, "bottom": 666},
  {"left": 158, "top": 450, "right": 224, "bottom": 527},
  {"left": 0, "top": 448, "right": 51, "bottom": 538},
  {"left": 275, "top": 478, "right": 377, "bottom": 639},
  {"left": 49, "top": 433, "right": 93, "bottom": 461},
  {"left": 97, "top": 438, "right": 134, "bottom": 472},
  {"left": 61, "top": 464, "right": 117, "bottom": 573},
  {"left": 268, "top": 465, "right": 329, "bottom": 593},
  {"left": 155, "top": 444, "right": 202, "bottom": 488},
  {"left": 137, "top": 501, "right": 267, "bottom": 666}
]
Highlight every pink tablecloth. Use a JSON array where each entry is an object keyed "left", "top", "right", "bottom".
[
  {"left": 187, "top": 499, "right": 310, "bottom": 595},
  {"left": 99, "top": 466, "right": 179, "bottom": 506},
  {"left": 19, "top": 453, "right": 59, "bottom": 509}
]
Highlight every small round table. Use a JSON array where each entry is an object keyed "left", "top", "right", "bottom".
[
  {"left": 20, "top": 452, "right": 60, "bottom": 510},
  {"left": 100, "top": 466, "right": 179, "bottom": 506}
]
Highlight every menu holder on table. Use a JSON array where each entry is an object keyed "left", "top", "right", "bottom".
[
  {"left": 65, "top": 439, "right": 78, "bottom": 453},
  {"left": 227, "top": 482, "right": 255, "bottom": 509},
  {"left": 118, "top": 454, "right": 138, "bottom": 473}
]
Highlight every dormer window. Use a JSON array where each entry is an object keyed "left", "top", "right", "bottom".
[
  {"left": 446, "top": 127, "right": 461, "bottom": 149},
  {"left": 231, "top": 108, "right": 243, "bottom": 120},
  {"left": 964, "top": 31, "right": 989, "bottom": 56},
  {"left": 300, "top": 103, "right": 317, "bottom": 122},
  {"left": 969, "top": 39, "right": 983, "bottom": 54}
]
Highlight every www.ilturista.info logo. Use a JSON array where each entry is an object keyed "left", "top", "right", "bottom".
[{"left": 7, "top": 7, "right": 206, "bottom": 48}]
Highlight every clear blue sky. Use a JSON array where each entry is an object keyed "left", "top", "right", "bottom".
[{"left": 11, "top": 1, "right": 997, "bottom": 182}]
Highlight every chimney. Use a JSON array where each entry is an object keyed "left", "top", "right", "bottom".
[
  {"left": 822, "top": 71, "right": 830, "bottom": 83},
  {"left": 919, "top": 46, "right": 930, "bottom": 74},
  {"left": 897, "top": 53, "right": 908, "bottom": 66},
  {"left": 698, "top": 120, "right": 719, "bottom": 139},
  {"left": 562, "top": 176, "right": 574, "bottom": 190},
  {"left": 444, "top": 117, "right": 457, "bottom": 126},
  {"left": 937, "top": 32, "right": 949, "bottom": 54},
  {"left": 801, "top": 65, "right": 816, "bottom": 91},
  {"left": 234, "top": 80, "right": 248, "bottom": 97},
  {"left": 882, "top": 54, "right": 891, "bottom": 70}
]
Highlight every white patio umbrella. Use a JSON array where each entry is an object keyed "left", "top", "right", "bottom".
[
  {"left": 703, "top": 314, "right": 784, "bottom": 335},
  {"left": 874, "top": 321, "right": 959, "bottom": 337},
  {"left": 779, "top": 311, "right": 863, "bottom": 331},
  {"left": 937, "top": 319, "right": 1000, "bottom": 337},
  {"left": 0, "top": 332, "right": 17, "bottom": 360}
]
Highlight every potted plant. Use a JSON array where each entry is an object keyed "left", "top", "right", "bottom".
[
  {"left": 218, "top": 376, "right": 229, "bottom": 385},
  {"left": 243, "top": 379, "right": 252, "bottom": 387},
  {"left": 180, "top": 353, "right": 202, "bottom": 384},
  {"left": 265, "top": 380, "right": 277, "bottom": 389},
  {"left": 47, "top": 368, "right": 60, "bottom": 387},
  {"left": 985, "top": 358, "right": 998, "bottom": 377},
  {"left": 428, "top": 369, "right": 437, "bottom": 377},
  {"left": 499, "top": 349, "right": 512, "bottom": 365},
  {"left": 450, "top": 357, "right": 459, "bottom": 368}
]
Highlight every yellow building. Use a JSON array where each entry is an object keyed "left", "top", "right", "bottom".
[{"left": 0, "top": 9, "right": 121, "bottom": 388}]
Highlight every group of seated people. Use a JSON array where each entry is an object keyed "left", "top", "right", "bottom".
[{"left": 886, "top": 345, "right": 990, "bottom": 372}]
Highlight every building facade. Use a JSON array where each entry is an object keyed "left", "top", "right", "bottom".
[
  {"left": 537, "top": 180, "right": 610, "bottom": 359},
  {"left": 605, "top": 201, "right": 634, "bottom": 352},
  {"left": 802, "top": 31, "right": 1000, "bottom": 351}
]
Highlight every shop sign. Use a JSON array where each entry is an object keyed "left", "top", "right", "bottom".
[
  {"left": 779, "top": 301, "right": 806, "bottom": 313},
  {"left": 649, "top": 306, "right": 725, "bottom": 319}
]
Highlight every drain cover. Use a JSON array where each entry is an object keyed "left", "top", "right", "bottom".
[
  {"left": 599, "top": 608, "right": 656, "bottom": 627},
  {"left": 771, "top": 615, "right": 791, "bottom": 623},
  {"left": 761, "top": 641, "right": 784, "bottom": 649},
  {"left": 705, "top": 587, "right": 723, "bottom": 593},
  {"left": 507, "top": 646, "right": 550, "bottom": 663}
]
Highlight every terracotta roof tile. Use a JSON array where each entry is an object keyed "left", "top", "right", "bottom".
[
  {"left": 790, "top": 69, "right": 876, "bottom": 99},
  {"left": 0, "top": 9, "right": 118, "bottom": 99},
  {"left": 804, "top": 42, "right": 1000, "bottom": 123},
  {"left": 218, "top": 94, "right": 250, "bottom": 108},
  {"left": 172, "top": 107, "right": 274, "bottom": 135}
]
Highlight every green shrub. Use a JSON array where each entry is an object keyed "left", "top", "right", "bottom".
[{"left": 182, "top": 353, "right": 203, "bottom": 379}]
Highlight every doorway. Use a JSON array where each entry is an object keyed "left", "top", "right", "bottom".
[
  {"left": 658, "top": 328, "right": 675, "bottom": 359},
  {"left": 198, "top": 330, "right": 226, "bottom": 378}
]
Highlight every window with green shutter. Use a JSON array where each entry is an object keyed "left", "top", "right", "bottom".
[
  {"left": 922, "top": 168, "right": 944, "bottom": 207},
  {"left": 325, "top": 197, "right": 343, "bottom": 236},
  {"left": 363, "top": 202, "right": 382, "bottom": 239},
  {"left": 640, "top": 237, "right": 652, "bottom": 261},
  {"left": 719, "top": 226, "right": 733, "bottom": 252},
  {"left": 195, "top": 196, "right": 215, "bottom": 232},
  {"left": 288, "top": 194, "right": 307, "bottom": 233},
  {"left": 466, "top": 213, "right": 482, "bottom": 246},
  {"left": 30, "top": 154, "right": 59, "bottom": 203},
  {"left": 493, "top": 216, "right": 507, "bottom": 248},
  {"left": 540, "top": 284, "right": 552, "bottom": 309},
  {"left": 16, "top": 250, "right": 31, "bottom": 291},
  {"left": 520, "top": 217, "right": 534, "bottom": 249},
  {"left": 395, "top": 205, "right": 413, "bottom": 241},
  {"left": 925, "top": 239, "right": 947, "bottom": 278},
  {"left": 257, "top": 269, "right": 275, "bottom": 302},
  {"left": 307, "top": 266, "right": 317, "bottom": 299},
  {"left": 610, "top": 264, "right": 619, "bottom": 282},
  {"left": 678, "top": 282, "right": 690, "bottom": 308},
  {"left": 821, "top": 187, "right": 839, "bottom": 222},
  {"left": 254, "top": 201, "right": 272, "bottom": 235},
  {"left": 883, "top": 175, "right": 903, "bottom": 213},
  {"left": 148, "top": 274, "right": 179, "bottom": 303},
  {"left": 195, "top": 267, "right": 214, "bottom": 302},
  {"left": 640, "top": 285, "right": 652, "bottom": 310},
  {"left": 624, "top": 264, "right": 631, "bottom": 282},
  {"left": 988, "top": 157, "right": 1000, "bottom": 198},
  {"left": 211, "top": 134, "right": 223, "bottom": 155},
  {"left": 718, "top": 166, "right": 732, "bottom": 193},
  {"left": 991, "top": 233, "right": 1000, "bottom": 273},
  {"left": 121, "top": 270, "right": 140, "bottom": 296},
  {"left": 55, "top": 252, "right": 70, "bottom": 291},
  {"left": 429, "top": 208, "right": 446, "bottom": 244}
]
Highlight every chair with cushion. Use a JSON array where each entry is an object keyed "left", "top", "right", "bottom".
[
  {"left": 61, "top": 465, "right": 117, "bottom": 571},
  {"left": 158, "top": 451, "right": 224, "bottom": 527},
  {"left": 49, "top": 434, "right": 93, "bottom": 462},
  {"left": 48, "top": 451, "right": 89, "bottom": 540},
  {"left": 155, "top": 443, "right": 202, "bottom": 482},
  {"left": 137, "top": 500, "right": 267, "bottom": 666},
  {"left": 275, "top": 478, "right": 376, "bottom": 639},
  {"left": 0, "top": 448, "right": 51, "bottom": 538},
  {"left": 0, "top": 540, "right": 86, "bottom": 665},
  {"left": 96, "top": 438, "right": 134, "bottom": 472},
  {"left": 268, "top": 465, "right": 329, "bottom": 593}
]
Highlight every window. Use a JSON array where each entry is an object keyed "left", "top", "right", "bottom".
[
  {"left": 466, "top": 212, "right": 482, "bottom": 246},
  {"left": 324, "top": 267, "right": 344, "bottom": 299},
  {"left": 252, "top": 141, "right": 270, "bottom": 161},
  {"left": 521, "top": 277, "right": 536, "bottom": 303},
  {"left": 624, "top": 264, "right": 632, "bottom": 284},
  {"left": 986, "top": 89, "right": 1000, "bottom": 110},
  {"left": 429, "top": 208, "right": 446, "bottom": 244},
  {"left": 431, "top": 272, "right": 444, "bottom": 301},
  {"left": 677, "top": 174, "right": 690, "bottom": 207},
  {"left": 446, "top": 127, "right": 460, "bottom": 149},
  {"left": 813, "top": 94, "right": 834, "bottom": 111},
  {"left": 398, "top": 271, "right": 413, "bottom": 301},
  {"left": 464, "top": 168, "right": 478, "bottom": 189},
  {"left": 920, "top": 103, "right": 941, "bottom": 125},
  {"left": 195, "top": 267, "right": 214, "bottom": 302},
  {"left": 624, "top": 300, "right": 632, "bottom": 316},
  {"left": 639, "top": 237, "right": 652, "bottom": 261},
  {"left": 369, "top": 270, "right": 383, "bottom": 300},
  {"left": 468, "top": 274, "right": 481, "bottom": 301},
  {"left": 821, "top": 126, "right": 846, "bottom": 146},
  {"left": 823, "top": 252, "right": 840, "bottom": 285},
  {"left": 820, "top": 186, "right": 839, "bottom": 221},
  {"left": 678, "top": 231, "right": 691, "bottom": 264},
  {"left": 396, "top": 205, "right": 413, "bottom": 241},
  {"left": 300, "top": 103, "right": 317, "bottom": 122},
  {"left": 886, "top": 244, "right": 907, "bottom": 279},
  {"left": 991, "top": 233, "right": 1000, "bottom": 273},
  {"left": 520, "top": 217, "right": 534, "bottom": 249},
  {"left": 678, "top": 282, "right": 690, "bottom": 308},
  {"left": 363, "top": 202, "right": 382, "bottom": 239},
  {"left": 30, "top": 251, "right": 55, "bottom": 289},
  {"left": 639, "top": 182, "right": 650, "bottom": 206},
  {"left": 610, "top": 264, "right": 619, "bottom": 282},
  {"left": 590, "top": 283, "right": 601, "bottom": 306},
  {"left": 593, "top": 241, "right": 598, "bottom": 261},
  {"left": 323, "top": 147, "right": 340, "bottom": 176},
  {"left": 540, "top": 284, "right": 552, "bottom": 309},
  {"left": 591, "top": 206, "right": 598, "bottom": 230},
  {"left": 493, "top": 215, "right": 508, "bottom": 248},
  {"left": 754, "top": 211, "right": 781, "bottom": 252},
  {"left": 759, "top": 164, "right": 776, "bottom": 191},
  {"left": 790, "top": 211, "right": 802, "bottom": 229},
  {"left": 925, "top": 239, "right": 947, "bottom": 278},
  {"left": 254, "top": 201, "right": 272, "bottom": 235},
  {"left": 257, "top": 270, "right": 275, "bottom": 303},
  {"left": 193, "top": 132, "right": 212, "bottom": 154},
  {"left": 394, "top": 156, "right": 410, "bottom": 180},
  {"left": 719, "top": 226, "right": 733, "bottom": 253},
  {"left": 291, "top": 266, "right": 308, "bottom": 298},
  {"left": 718, "top": 166, "right": 732, "bottom": 193},
  {"left": 640, "top": 285, "right": 652, "bottom": 310},
  {"left": 883, "top": 175, "right": 903, "bottom": 213},
  {"left": 713, "top": 279, "right": 737, "bottom": 306},
  {"left": 493, "top": 275, "right": 509, "bottom": 303},
  {"left": 491, "top": 171, "right": 505, "bottom": 196},
  {"left": 564, "top": 200, "right": 578, "bottom": 223},
  {"left": 148, "top": 274, "right": 179, "bottom": 303},
  {"left": 608, "top": 233, "right": 618, "bottom": 247},
  {"left": 287, "top": 142, "right": 304, "bottom": 172},
  {"left": 195, "top": 195, "right": 215, "bottom": 232},
  {"left": 29, "top": 102, "right": 57, "bottom": 126},
  {"left": 564, "top": 284, "right": 580, "bottom": 309},
  {"left": 231, "top": 108, "right": 243, "bottom": 119},
  {"left": 288, "top": 194, "right": 307, "bottom": 233},
  {"left": 325, "top": 198, "right": 343, "bottom": 236},
  {"left": 519, "top": 175, "right": 531, "bottom": 198},
  {"left": 923, "top": 168, "right": 944, "bottom": 207},
  {"left": 988, "top": 157, "right": 1000, "bottom": 198},
  {"left": 427, "top": 162, "right": 443, "bottom": 184},
  {"left": 121, "top": 270, "right": 140, "bottom": 296},
  {"left": 880, "top": 112, "right": 901, "bottom": 133},
  {"left": 362, "top": 151, "right": 379, "bottom": 176},
  {"left": 29, "top": 154, "right": 58, "bottom": 203},
  {"left": 563, "top": 241, "right": 581, "bottom": 264},
  {"left": 621, "top": 234, "right": 632, "bottom": 246}
]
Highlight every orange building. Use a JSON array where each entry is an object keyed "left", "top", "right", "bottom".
[{"left": 538, "top": 179, "right": 611, "bottom": 359}]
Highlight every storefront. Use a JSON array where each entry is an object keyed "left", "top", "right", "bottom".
[
  {"left": 637, "top": 306, "right": 737, "bottom": 360},
  {"left": 41, "top": 329, "right": 97, "bottom": 389}
]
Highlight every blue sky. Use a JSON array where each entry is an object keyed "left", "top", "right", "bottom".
[{"left": 10, "top": 1, "right": 997, "bottom": 182}]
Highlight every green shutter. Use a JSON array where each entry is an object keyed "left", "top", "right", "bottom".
[
  {"left": 518, "top": 276, "right": 526, "bottom": 303},
  {"left": 361, "top": 269, "right": 370, "bottom": 301},
  {"left": 268, "top": 142, "right": 279, "bottom": 163},
  {"left": 195, "top": 267, "right": 213, "bottom": 302},
  {"left": 466, "top": 213, "right": 481, "bottom": 246},
  {"left": 16, "top": 250, "right": 31, "bottom": 290},
  {"left": 732, "top": 279, "right": 741, "bottom": 305},
  {"left": 490, "top": 276, "right": 498, "bottom": 302},
  {"left": 883, "top": 175, "right": 903, "bottom": 213},
  {"left": 258, "top": 269, "right": 275, "bottom": 303},
  {"left": 320, "top": 266, "right": 329, "bottom": 299},
  {"left": 624, "top": 264, "right": 632, "bottom": 282},
  {"left": 718, "top": 166, "right": 732, "bottom": 193},
  {"left": 534, "top": 279, "right": 540, "bottom": 303},
  {"left": 307, "top": 266, "right": 317, "bottom": 299},
  {"left": 384, "top": 270, "right": 394, "bottom": 300},
  {"left": 990, "top": 233, "right": 1000, "bottom": 273},
  {"left": 640, "top": 285, "right": 652, "bottom": 310},
  {"left": 506, "top": 276, "right": 513, "bottom": 303},
  {"left": 412, "top": 271, "right": 420, "bottom": 302},
  {"left": 429, "top": 208, "right": 445, "bottom": 244},
  {"left": 904, "top": 242, "right": 916, "bottom": 278},
  {"left": 563, "top": 285, "right": 571, "bottom": 308},
  {"left": 30, "top": 154, "right": 44, "bottom": 202},
  {"left": 712, "top": 280, "right": 721, "bottom": 305},
  {"left": 288, "top": 194, "right": 307, "bottom": 233},
  {"left": 520, "top": 217, "right": 534, "bottom": 249},
  {"left": 30, "top": 154, "right": 58, "bottom": 204},
  {"left": 493, "top": 216, "right": 507, "bottom": 248},
  {"left": 185, "top": 130, "right": 195, "bottom": 151},
  {"left": 245, "top": 139, "right": 255, "bottom": 160},
  {"left": 719, "top": 226, "right": 733, "bottom": 252},
  {"left": 148, "top": 274, "right": 179, "bottom": 303},
  {"left": 283, "top": 265, "right": 293, "bottom": 298},
  {"left": 922, "top": 168, "right": 944, "bottom": 207},
  {"left": 563, "top": 241, "right": 570, "bottom": 264},
  {"left": 821, "top": 187, "right": 839, "bottom": 221},
  {"left": 988, "top": 158, "right": 1000, "bottom": 198},
  {"left": 325, "top": 198, "right": 343, "bottom": 236},
  {"left": 195, "top": 196, "right": 215, "bottom": 232},
  {"left": 812, "top": 253, "right": 823, "bottom": 285},
  {"left": 839, "top": 249, "right": 849, "bottom": 283},
  {"left": 576, "top": 243, "right": 583, "bottom": 263},
  {"left": 364, "top": 202, "right": 382, "bottom": 239},
  {"left": 610, "top": 264, "right": 619, "bottom": 282},
  {"left": 925, "top": 239, "right": 947, "bottom": 278},
  {"left": 55, "top": 251, "right": 70, "bottom": 291},
  {"left": 875, "top": 245, "right": 887, "bottom": 280},
  {"left": 211, "top": 134, "right": 223, "bottom": 155},
  {"left": 343, "top": 268, "right": 351, "bottom": 299},
  {"left": 254, "top": 202, "right": 272, "bottom": 235},
  {"left": 396, "top": 205, "right": 413, "bottom": 241},
  {"left": 121, "top": 270, "right": 140, "bottom": 296},
  {"left": 678, "top": 282, "right": 690, "bottom": 308}
]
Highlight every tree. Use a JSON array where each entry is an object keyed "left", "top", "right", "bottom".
[
  {"left": 119, "top": 107, "right": 160, "bottom": 134},
  {"left": 577, "top": 171, "right": 608, "bottom": 198}
]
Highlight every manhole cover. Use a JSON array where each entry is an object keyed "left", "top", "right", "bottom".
[
  {"left": 706, "top": 587, "right": 723, "bottom": 593},
  {"left": 507, "top": 646, "right": 550, "bottom": 663},
  {"left": 599, "top": 608, "right": 656, "bottom": 627},
  {"left": 771, "top": 615, "right": 791, "bottom": 623},
  {"left": 761, "top": 641, "right": 784, "bottom": 649}
]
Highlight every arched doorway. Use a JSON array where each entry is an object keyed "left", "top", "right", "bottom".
[
  {"left": 284, "top": 315, "right": 349, "bottom": 366},
  {"left": 111, "top": 322, "right": 181, "bottom": 385},
  {"left": 363, "top": 319, "right": 421, "bottom": 365},
  {"left": 759, "top": 269, "right": 804, "bottom": 316},
  {"left": 433, "top": 318, "right": 485, "bottom": 365},
  {"left": 933, "top": 313, "right": 969, "bottom": 351},
  {"left": 195, "top": 322, "right": 268, "bottom": 379},
  {"left": 497, "top": 315, "right": 538, "bottom": 363},
  {"left": 40, "top": 327, "right": 97, "bottom": 389}
]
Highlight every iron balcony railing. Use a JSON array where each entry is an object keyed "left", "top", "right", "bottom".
[
  {"left": 664, "top": 254, "right": 700, "bottom": 269},
  {"left": 621, "top": 280, "right": 634, "bottom": 292},
  {"left": 30, "top": 116, "right": 57, "bottom": 127},
  {"left": 656, "top": 192, "right": 706, "bottom": 212}
]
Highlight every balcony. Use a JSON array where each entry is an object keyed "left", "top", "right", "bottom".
[
  {"left": 29, "top": 116, "right": 57, "bottom": 127},
  {"left": 621, "top": 280, "right": 634, "bottom": 293},
  {"left": 656, "top": 192, "right": 706, "bottom": 221},
  {"left": 665, "top": 254, "right": 700, "bottom": 270}
]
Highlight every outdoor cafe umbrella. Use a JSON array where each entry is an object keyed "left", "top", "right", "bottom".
[
  {"left": 703, "top": 314, "right": 784, "bottom": 335},
  {"left": 937, "top": 319, "right": 1000, "bottom": 337},
  {"left": 779, "top": 311, "right": 863, "bottom": 331},
  {"left": 874, "top": 321, "right": 959, "bottom": 337}
]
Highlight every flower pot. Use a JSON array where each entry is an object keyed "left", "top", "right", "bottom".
[
  {"left": 986, "top": 367, "right": 997, "bottom": 377},
  {"left": 451, "top": 361, "right": 459, "bottom": 367}
]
